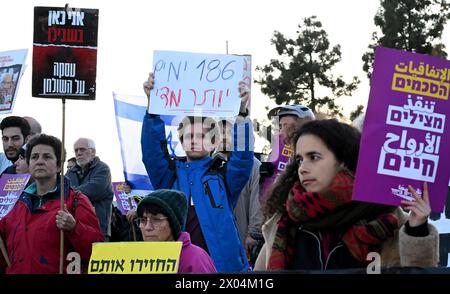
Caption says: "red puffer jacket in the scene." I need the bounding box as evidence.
[0,180,104,274]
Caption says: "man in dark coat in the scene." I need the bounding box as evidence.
[66,137,114,240]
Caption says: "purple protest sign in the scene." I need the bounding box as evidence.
[353,47,450,212]
[0,174,30,219]
[260,134,293,202]
[112,182,141,215]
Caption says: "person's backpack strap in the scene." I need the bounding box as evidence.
[167,156,189,189]
[167,157,178,188]
[207,153,233,208]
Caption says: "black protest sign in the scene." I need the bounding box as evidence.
[32,6,98,100]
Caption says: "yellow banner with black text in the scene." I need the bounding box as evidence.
[88,242,182,274]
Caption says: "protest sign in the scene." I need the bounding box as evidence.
[149,50,244,117]
[32,6,98,99]
[260,134,292,202]
[112,181,143,215]
[32,6,100,273]
[353,47,450,212]
[88,241,182,274]
[0,49,28,114]
[0,174,31,219]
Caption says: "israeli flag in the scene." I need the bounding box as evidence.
[113,92,184,195]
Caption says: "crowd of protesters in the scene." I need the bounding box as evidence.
[0,70,442,274]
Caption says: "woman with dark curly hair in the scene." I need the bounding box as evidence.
[255,119,438,271]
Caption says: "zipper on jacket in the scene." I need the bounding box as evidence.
[300,227,324,270]
[203,182,223,208]
[324,243,344,270]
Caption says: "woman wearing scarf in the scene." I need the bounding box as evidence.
[255,119,438,271]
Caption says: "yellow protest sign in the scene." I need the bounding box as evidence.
[88,241,182,274]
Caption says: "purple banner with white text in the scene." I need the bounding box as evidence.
[353,47,450,212]
[0,174,30,219]
[112,182,144,216]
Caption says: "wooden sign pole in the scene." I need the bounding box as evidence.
[59,98,66,274]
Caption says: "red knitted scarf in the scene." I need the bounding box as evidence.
[268,171,398,270]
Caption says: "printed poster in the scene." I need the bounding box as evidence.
[32,6,98,100]
[0,49,28,114]
[89,242,182,274]
[0,174,31,219]
[353,47,450,212]
[112,181,144,215]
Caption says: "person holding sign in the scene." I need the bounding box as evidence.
[0,134,104,274]
[140,72,253,272]
[136,189,216,273]
[255,119,438,271]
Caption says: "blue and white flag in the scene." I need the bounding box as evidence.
[113,92,184,195]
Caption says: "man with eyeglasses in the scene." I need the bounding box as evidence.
[136,189,216,273]
[65,138,114,241]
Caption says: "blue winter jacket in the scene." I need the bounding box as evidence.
[141,113,254,272]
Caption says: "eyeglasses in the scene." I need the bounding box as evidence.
[135,216,168,228]
[74,147,94,153]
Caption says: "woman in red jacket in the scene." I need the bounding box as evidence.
[0,134,104,274]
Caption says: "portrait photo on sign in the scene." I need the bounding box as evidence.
[0,65,22,110]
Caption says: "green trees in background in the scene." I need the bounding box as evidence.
[256,1,450,119]
[255,16,359,117]
[362,0,450,79]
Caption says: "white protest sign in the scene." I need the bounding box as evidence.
[0,49,28,114]
[149,50,244,117]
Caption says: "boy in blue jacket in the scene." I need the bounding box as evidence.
[141,73,254,272]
